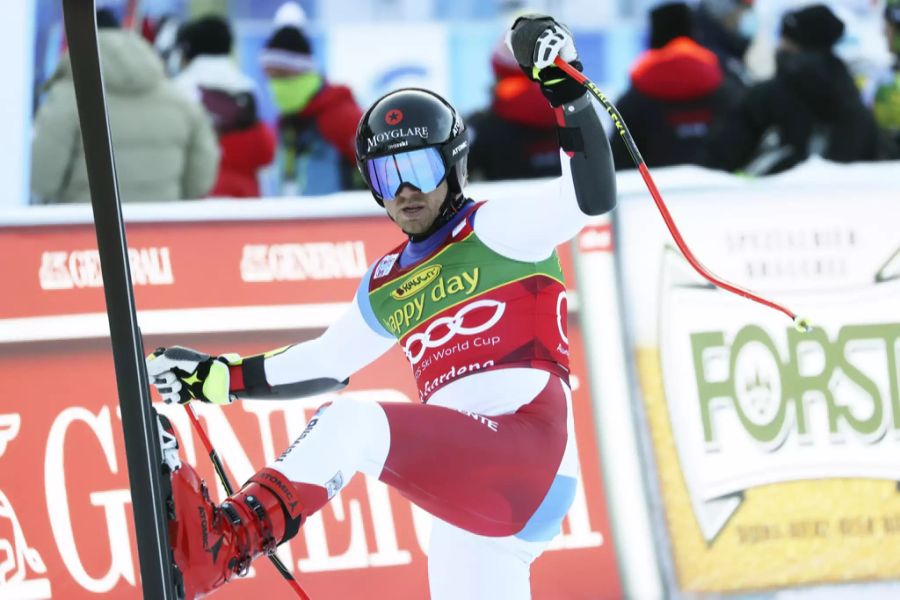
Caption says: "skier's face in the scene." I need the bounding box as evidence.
[384,180,448,236]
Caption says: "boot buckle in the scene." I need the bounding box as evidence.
[219,502,243,527]
[233,554,252,577]
[243,494,278,555]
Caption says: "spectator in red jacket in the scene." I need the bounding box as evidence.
[262,2,364,196]
[174,15,275,197]
[466,36,561,181]
[611,2,743,170]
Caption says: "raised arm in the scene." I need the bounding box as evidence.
[473,15,616,261]
[147,274,395,404]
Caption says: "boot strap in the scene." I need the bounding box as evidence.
[218,502,254,577]
[247,468,306,544]
[243,494,278,555]
[220,502,242,527]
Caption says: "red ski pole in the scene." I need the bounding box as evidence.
[184,405,311,600]
[553,57,811,333]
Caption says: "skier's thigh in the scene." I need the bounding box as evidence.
[427,517,549,600]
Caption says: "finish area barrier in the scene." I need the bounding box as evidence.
[2,161,899,599]
[0,185,620,600]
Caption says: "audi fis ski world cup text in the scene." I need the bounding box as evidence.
[407,300,506,371]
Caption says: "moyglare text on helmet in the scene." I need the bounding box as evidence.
[367,127,430,151]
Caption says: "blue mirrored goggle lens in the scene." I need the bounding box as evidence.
[365,147,446,201]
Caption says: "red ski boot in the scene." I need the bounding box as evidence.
[161,412,309,600]
[168,464,309,598]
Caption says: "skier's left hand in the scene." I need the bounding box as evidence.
[146,346,239,405]
[507,14,586,107]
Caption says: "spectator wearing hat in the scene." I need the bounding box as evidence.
[610,2,743,170]
[703,4,884,175]
[693,0,756,87]
[31,8,219,203]
[262,2,364,196]
[174,15,276,198]
[465,36,561,181]
[872,0,900,150]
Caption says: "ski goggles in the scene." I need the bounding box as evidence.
[364,147,447,201]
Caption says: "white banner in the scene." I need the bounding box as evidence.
[610,158,900,591]
[326,23,449,108]
[660,249,900,540]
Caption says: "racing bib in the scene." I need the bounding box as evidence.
[368,203,570,401]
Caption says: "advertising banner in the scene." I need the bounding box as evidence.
[614,161,900,592]
[327,23,450,108]
[0,202,621,599]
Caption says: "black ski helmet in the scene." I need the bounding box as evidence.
[355,88,468,205]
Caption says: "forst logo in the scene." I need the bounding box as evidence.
[385,108,403,125]
[691,323,900,450]
[392,265,442,300]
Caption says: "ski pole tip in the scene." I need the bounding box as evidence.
[793,315,812,333]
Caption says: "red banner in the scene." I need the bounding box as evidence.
[0,214,619,599]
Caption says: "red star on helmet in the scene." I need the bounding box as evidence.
[385,109,404,125]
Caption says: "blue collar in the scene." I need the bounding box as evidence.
[399,200,473,268]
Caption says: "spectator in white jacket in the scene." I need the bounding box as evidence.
[173,14,275,197]
[31,9,219,203]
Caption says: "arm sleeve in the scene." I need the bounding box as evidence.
[263,299,394,389]
[473,94,616,262]
[263,271,395,389]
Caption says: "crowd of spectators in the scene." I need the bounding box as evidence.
[614,1,898,176]
[28,1,900,204]
[608,1,743,171]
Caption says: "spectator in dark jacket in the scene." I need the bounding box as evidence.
[611,2,743,170]
[466,37,561,181]
[262,2,363,196]
[175,15,276,198]
[703,4,883,175]
[694,0,756,87]
[31,9,218,203]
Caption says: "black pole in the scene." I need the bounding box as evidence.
[60,1,180,597]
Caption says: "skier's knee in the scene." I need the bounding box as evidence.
[314,397,389,467]
[314,396,373,425]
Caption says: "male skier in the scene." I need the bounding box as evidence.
[148,15,616,599]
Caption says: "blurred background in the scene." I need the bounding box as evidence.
[3,3,900,600]
[6,0,897,206]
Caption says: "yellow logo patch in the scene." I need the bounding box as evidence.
[391,265,442,300]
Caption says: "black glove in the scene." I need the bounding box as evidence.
[508,14,586,107]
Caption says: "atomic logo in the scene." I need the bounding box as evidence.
[385,109,404,125]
